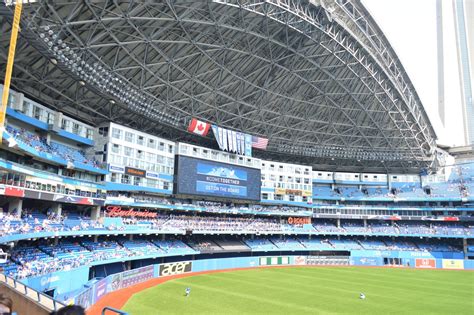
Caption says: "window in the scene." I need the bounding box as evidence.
[168,144,173,154]
[122,174,130,184]
[86,128,94,139]
[112,128,122,139]
[124,146,132,157]
[137,136,144,146]
[262,193,269,200]
[125,131,134,143]
[47,112,54,124]
[72,123,79,134]
[111,144,120,154]
[33,106,42,120]
[110,173,118,183]
[22,101,31,115]
[146,152,155,162]
[148,138,156,149]
[159,142,165,151]
[136,150,144,159]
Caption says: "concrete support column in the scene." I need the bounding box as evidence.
[51,203,62,218]
[90,206,101,220]
[8,198,22,216]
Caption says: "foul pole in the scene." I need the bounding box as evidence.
[0,1,23,144]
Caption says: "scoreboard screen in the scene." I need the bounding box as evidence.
[175,155,261,201]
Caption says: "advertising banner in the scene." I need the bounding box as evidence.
[350,257,381,266]
[287,217,311,225]
[293,256,306,266]
[415,258,436,269]
[259,256,289,266]
[75,287,93,309]
[159,261,193,276]
[120,265,154,288]
[109,164,125,174]
[442,259,464,269]
[93,278,108,302]
[124,167,146,178]
[107,273,122,292]
[4,186,24,197]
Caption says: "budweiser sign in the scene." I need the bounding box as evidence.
[106,206,158,218]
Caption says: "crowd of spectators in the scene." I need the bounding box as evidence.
[106,194,311,215]
[2,237,196,279]
[312,220,473,236]
[1,209,473,239]
[6,125,100,169]
[0,234,465,279]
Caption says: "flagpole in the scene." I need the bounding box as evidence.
[0,1,23,145]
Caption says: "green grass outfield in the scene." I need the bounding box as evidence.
[122,267,474,315]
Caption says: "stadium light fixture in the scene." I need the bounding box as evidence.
[34,27,182,128]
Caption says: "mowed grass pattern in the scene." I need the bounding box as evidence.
[122,267,474,315]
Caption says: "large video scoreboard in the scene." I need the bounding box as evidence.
[175,155,261,201]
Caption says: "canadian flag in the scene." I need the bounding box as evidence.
[187,118,210,136]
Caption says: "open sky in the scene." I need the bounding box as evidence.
[362,0,465,146]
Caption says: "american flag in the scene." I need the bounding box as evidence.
[251,135,268,150]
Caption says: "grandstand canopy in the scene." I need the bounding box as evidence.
[0,0,437,173]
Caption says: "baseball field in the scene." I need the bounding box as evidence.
[120,267,474,314]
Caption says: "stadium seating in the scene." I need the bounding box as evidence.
[6,125,100,169]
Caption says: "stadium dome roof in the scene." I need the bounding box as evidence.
[0,0,437,173]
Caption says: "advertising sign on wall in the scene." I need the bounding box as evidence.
[109,164,125,174]
[93,278,108,302]
[124,167,146,178]
[105,206,158,218]
[159,261,193,276]
[120,265,155,288]
[75,287,94,309]
[442,259,464,269]
[415,258,436,269]
[287,217,311,225]
[259,256,289,266]
[350,257,380,266]
[294,256,306,265]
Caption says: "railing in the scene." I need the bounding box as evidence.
[0,273,66,312]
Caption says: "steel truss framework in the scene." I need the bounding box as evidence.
[0,0,437,173]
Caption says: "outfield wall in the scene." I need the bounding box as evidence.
[55,255,473,309]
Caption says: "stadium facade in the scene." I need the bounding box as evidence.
[0,0,472,313]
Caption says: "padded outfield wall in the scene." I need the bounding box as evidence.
[18,255,470,309]
[19,250,471,305]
